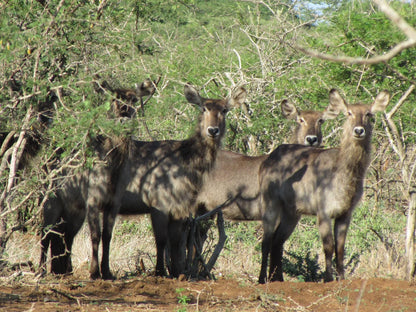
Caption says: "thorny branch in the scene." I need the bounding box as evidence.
[295,0,416,65]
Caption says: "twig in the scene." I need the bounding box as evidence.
[386,84,415,120]
[295,0,416,65]
[187,198,235,278]
[205,210,227,274]
[373,0,416,39]
[354,279,368,312]
[51,288,77,301]
[195,197,235,222]
[0,131,16,157]
[295,39,416,65]
[6,106,33,193]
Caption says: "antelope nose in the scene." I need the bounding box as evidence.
[305,135,318,146]
[207,127,220,137]
[354,127,365,137]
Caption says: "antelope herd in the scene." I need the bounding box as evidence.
[40,81,390,283]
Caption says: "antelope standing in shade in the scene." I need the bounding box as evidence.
[94,78,158,118]
[40,84,246,279]
[258,89,390,283]
[196,98,340,221]
[39,136,124,275]
[86,84,246,279]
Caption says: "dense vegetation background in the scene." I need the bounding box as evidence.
[1,0,415,281]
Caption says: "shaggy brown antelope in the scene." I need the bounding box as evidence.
[39,136,124,275]
[94,78,157,118]
[86,84,246,279]
[40,85,246,279]
[258,89,390,283]
[196,99,340,221]
[40,171,89,274]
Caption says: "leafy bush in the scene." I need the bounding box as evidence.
[0,0,414,280]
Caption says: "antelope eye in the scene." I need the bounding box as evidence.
[347,111,353,116]
[202,107,207,112]
[222,108,228,114]
[299,118,305,123]
[318,118,324,124]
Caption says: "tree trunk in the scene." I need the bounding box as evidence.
[406,189,416,280]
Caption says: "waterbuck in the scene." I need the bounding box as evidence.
[196,98,340,221]
[40,84,246,278]
[40,172,89,274]
[86,84,246,279]
[258,89,390,283]
[39,136,124,275]
[93,78,158,118]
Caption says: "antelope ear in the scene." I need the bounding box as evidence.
[227,87,247,109]
[281,100,298,120]
[371,90,390,113]
[322,99,342,120]
[184,84,203,107]
[328,89,348,115]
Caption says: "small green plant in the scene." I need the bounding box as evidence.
[336,295,349,305]
[176,287,191,312]
[116,220,141,236]
[282,250,324,282]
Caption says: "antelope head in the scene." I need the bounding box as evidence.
[328,89,390,142]
[184,84,247,143]
[281,98,341,147]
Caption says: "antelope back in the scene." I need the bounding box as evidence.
[184,84,246,144]
[281,99,340,146]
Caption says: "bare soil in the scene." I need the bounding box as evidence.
[0,275,415,311]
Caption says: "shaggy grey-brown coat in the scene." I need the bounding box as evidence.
[87,84,247,279]
[258,89,390,283]
[195,98,340,221]
[40,85,246,279]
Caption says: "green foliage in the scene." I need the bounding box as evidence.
[308,1,416,92]
[133,0,194,25]
[283,250,323,282]
[1,0,414,278]
[115,220,141,236]
[176,287,191,311]
[348,201,406,254]
[224,221,261,247]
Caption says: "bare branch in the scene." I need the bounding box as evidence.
[372,0,416,40]
[295,39,416,65]
[0,190,36,218]
[381,84,415,163]
[381,117,402,162]
[295,0,416,65]
[6,107,34,193]
[386,84,415,120]
[0,131,16,157]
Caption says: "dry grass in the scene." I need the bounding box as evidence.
[2,214,407,282]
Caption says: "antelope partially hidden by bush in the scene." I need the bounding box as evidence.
[40,84,246,279]
[258,89,390,283]
[94,77,159,118]
[39,136,125,275]
[87,84,246,279]
[196,99,340,221]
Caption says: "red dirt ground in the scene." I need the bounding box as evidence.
[0,275,415,311]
